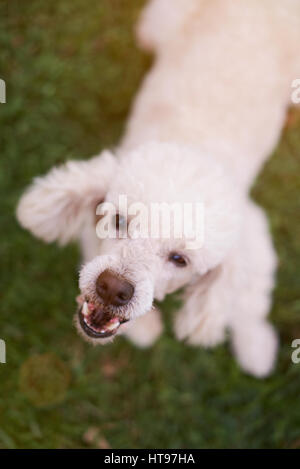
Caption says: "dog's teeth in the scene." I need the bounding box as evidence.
[82,301,90,317]
[106,320,120,331]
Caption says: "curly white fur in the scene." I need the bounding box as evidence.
[17,0,300,377]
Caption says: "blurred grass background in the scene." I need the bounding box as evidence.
[1,0,300,449]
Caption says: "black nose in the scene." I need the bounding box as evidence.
[96,270,134,307]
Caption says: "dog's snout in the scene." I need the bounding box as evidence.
[96,270,134,307]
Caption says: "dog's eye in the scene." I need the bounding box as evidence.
[112,213,127,232]
[168,252,188,267]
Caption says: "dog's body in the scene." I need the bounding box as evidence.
[17,0,300,376]
[124,0,300,190]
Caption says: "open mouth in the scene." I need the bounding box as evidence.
[78,300,128,339]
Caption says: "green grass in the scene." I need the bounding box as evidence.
[1,0,300,449]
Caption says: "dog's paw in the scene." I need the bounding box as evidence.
[123,307,163,348]
[174,309,226,348]
[231,319,278,378]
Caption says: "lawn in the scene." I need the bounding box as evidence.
[1,0,300,449]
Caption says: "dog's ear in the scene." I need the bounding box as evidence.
[17,150,117,245]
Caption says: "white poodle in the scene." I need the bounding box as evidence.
[17,0,300,377]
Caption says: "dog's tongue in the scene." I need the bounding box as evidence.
[81,301,120,333]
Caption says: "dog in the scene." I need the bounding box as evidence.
[17,0,300,377]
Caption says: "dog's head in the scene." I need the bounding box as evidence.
[77,142,241,342]
[17,142,240,343]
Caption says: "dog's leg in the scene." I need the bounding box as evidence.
[122,306,163,348]
[175,201,278,377]
[230,318,278,378]
[227,206,278,377]
[175,248,277,376]
[174,266,227,348]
